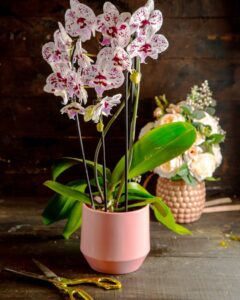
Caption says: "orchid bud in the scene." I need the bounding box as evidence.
[130,70,142,84]
[97,120,104,132]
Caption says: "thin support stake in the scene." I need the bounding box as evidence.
[101,130,108,212]
[125,71,129,212]
[76,114,95,208]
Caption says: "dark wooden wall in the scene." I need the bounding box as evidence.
[0,0,239,197]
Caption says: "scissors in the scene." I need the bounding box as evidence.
[4,259,122,300]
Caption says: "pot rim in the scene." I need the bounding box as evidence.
[82,203,149,216]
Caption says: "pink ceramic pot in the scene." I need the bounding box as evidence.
[80,204,150,274]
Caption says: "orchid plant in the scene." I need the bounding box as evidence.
[42,0,197,238]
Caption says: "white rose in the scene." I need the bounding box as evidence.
[188,153,216,181]
[138,122,154,139]
[155,113,185,127]
[212,144,222,167]
[197,112,220,134]
[184,145,203,163]
[154,156,183,179]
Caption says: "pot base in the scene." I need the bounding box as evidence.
[83,254,148,274]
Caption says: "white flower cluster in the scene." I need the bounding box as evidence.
[139,82,225,183]
[186,80,215,110]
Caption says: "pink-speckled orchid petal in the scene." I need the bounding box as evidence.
[82,65,98,86]
[149,10,163,33]
[114,22,131,48]
[119,12,131,23]
[107,65,125,88]
[112,47,132,71]
[91,93,122,123]
[96,3,131,47]
[127,29,168,63]
[145,0,154,12]
[42,42,60,64]
[82,63,124,96]
[151,33,169,55]
[73,39,93,71]
[44,72,69,104]
[127,36,146,61]
[65,2,96,41]
[57,22,73,49]
[129,7,149,34]
[101,94,122,116]
[67,71,88,104]
[103,1,119,18]
[96,47,113,66]
[96,2,119,36]
[60,102,85,120]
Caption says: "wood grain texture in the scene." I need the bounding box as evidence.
[0,0,239,197]
[0,198,240,299]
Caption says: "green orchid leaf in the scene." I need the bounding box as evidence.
[52,159,79,181]
[42,180,87,225]
[42,194,76,225]
[110,122,196,188]
[127,182,153,199]
[151,200,191,235]
[63,157,111,181]
[117,198,157,211]
[43,180,91,204]
[63,201,83,239]
[52,157,111,181]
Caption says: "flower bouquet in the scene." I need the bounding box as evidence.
[41,0,196,273]
[140,81,225,223]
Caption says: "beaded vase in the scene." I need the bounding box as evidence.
[156,177,206,223]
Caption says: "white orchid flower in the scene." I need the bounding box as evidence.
[65,0,96,41]
[96,2,131,48]
[127,26,168,63]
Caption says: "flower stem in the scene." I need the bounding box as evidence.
[76,114,95,208]
[124,71,129,211]
[101,121,108,211]
[93,92,130,199]
[128,57,141,167]
[115,58,141,205]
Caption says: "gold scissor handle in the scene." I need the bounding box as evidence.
[52,280,94,300]
[66,286,94,300]
[66,276,122,290]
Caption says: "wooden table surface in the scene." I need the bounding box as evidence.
[0,197,240,300]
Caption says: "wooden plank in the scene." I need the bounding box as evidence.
[1,0,239,18]
[1,17,239,59]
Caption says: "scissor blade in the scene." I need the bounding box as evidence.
[33,259,59,279]
[4,268,49,282]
